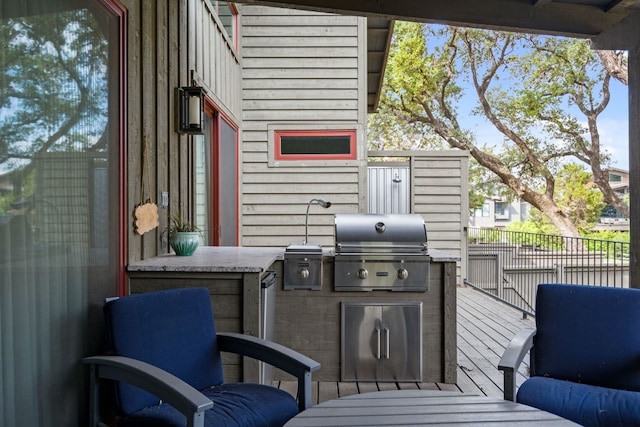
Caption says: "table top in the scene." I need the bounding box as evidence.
[284,390,579,426]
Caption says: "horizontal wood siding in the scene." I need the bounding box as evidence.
[413,151,469,284]
[240,6,367,247]
[125,0,241,264]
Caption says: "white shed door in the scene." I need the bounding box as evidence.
[368,166,410,214]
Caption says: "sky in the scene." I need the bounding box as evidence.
[455,73,629,171]
[422,24,631,172]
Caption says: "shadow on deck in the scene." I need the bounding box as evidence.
[275,285,535,404]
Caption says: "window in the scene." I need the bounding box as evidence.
[495,202,510,220]
[209,1,238,49]
[609,173,622,182]
[195,102,239,246]
[274,130,357,161]
[0,1,124,424]
[474,202,490,217]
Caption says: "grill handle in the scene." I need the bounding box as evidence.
[376,327,381,359]
[336,243,427,252]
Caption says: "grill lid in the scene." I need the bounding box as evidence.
[334,213,427,254]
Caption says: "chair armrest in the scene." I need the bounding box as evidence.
[498,328,536,402]
[216,332,321,410]
[83,355,213,427]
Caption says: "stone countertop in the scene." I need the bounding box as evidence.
[127,246,285,273]
[427,249,461,263]
[126,246,460,274]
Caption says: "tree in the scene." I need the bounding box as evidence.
[527,164,605,232]
[595,49,627,86]
[373,22,626,238]
[0,10,107,206]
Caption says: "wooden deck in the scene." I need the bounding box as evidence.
[275,285,535,404]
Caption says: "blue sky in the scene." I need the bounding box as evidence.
[458,81,629,171]
[453,71,629,171]
[596,80,629,170]
[423,24,630,171]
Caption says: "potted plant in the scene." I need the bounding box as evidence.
[165,210,202,256]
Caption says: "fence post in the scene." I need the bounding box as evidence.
[555,264,564,284]
[497,251,504,299]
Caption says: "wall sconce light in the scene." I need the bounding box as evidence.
[178,86,205,134]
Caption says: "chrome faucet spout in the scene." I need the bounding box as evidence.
[304,198,332,244]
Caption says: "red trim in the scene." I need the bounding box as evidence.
[212,109,221,245]
[230,3,239,51]
[274,129,357,161]
[98,0,128,296]
[204,98,239,246]
[234,123,240,245]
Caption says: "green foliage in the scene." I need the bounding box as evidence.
[581,229,630,258]
[376,22,624,238]
[554,164,605,231]
[504,221,564,250]
[0,10,107,179]
[165,210,202,234]
[505,220,556,236]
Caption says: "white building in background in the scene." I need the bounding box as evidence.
[469,197,530,229]
[596,168,630,231]
[470,168,630,231]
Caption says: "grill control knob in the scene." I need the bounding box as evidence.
[397,268,409,280]
[357,268,368,280]
[298,268,310,279]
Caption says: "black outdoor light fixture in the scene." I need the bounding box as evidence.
[177,86,205,134]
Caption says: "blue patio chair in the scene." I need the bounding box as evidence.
[83,287,320,427]
[499,283,640,426]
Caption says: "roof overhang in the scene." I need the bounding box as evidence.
[236,0,640,113]
[235,0,640,38]
[367,18,394,113]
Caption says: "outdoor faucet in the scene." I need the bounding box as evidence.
[304,198,332,244]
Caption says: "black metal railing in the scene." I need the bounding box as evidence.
[466,227,629,317]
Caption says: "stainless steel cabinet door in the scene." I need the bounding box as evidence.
[381,303,422,381]
[342,302,422,381]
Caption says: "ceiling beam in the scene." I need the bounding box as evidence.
[235,0,630,37]
[592,9,640,49]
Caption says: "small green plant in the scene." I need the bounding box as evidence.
[165,210,202,234]
[164,210,202,256]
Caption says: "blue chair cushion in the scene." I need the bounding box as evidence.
[104,288,224,414]
[119,382,299,427]
[533,284,640,391]
[517,376,640,426]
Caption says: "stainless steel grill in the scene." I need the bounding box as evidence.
[334,214,430,291]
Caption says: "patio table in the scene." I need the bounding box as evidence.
[284,389,579,426]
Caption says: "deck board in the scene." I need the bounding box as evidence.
[274,286,535,404]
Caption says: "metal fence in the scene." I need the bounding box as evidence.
[466,227,630,317]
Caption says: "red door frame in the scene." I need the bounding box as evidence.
[205,99,240,246]
[96,0,128,296]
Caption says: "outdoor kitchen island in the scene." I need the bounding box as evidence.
[127,246,459,386]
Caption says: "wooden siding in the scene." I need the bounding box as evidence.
[125,0,241,263]
[240,6,368,247]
